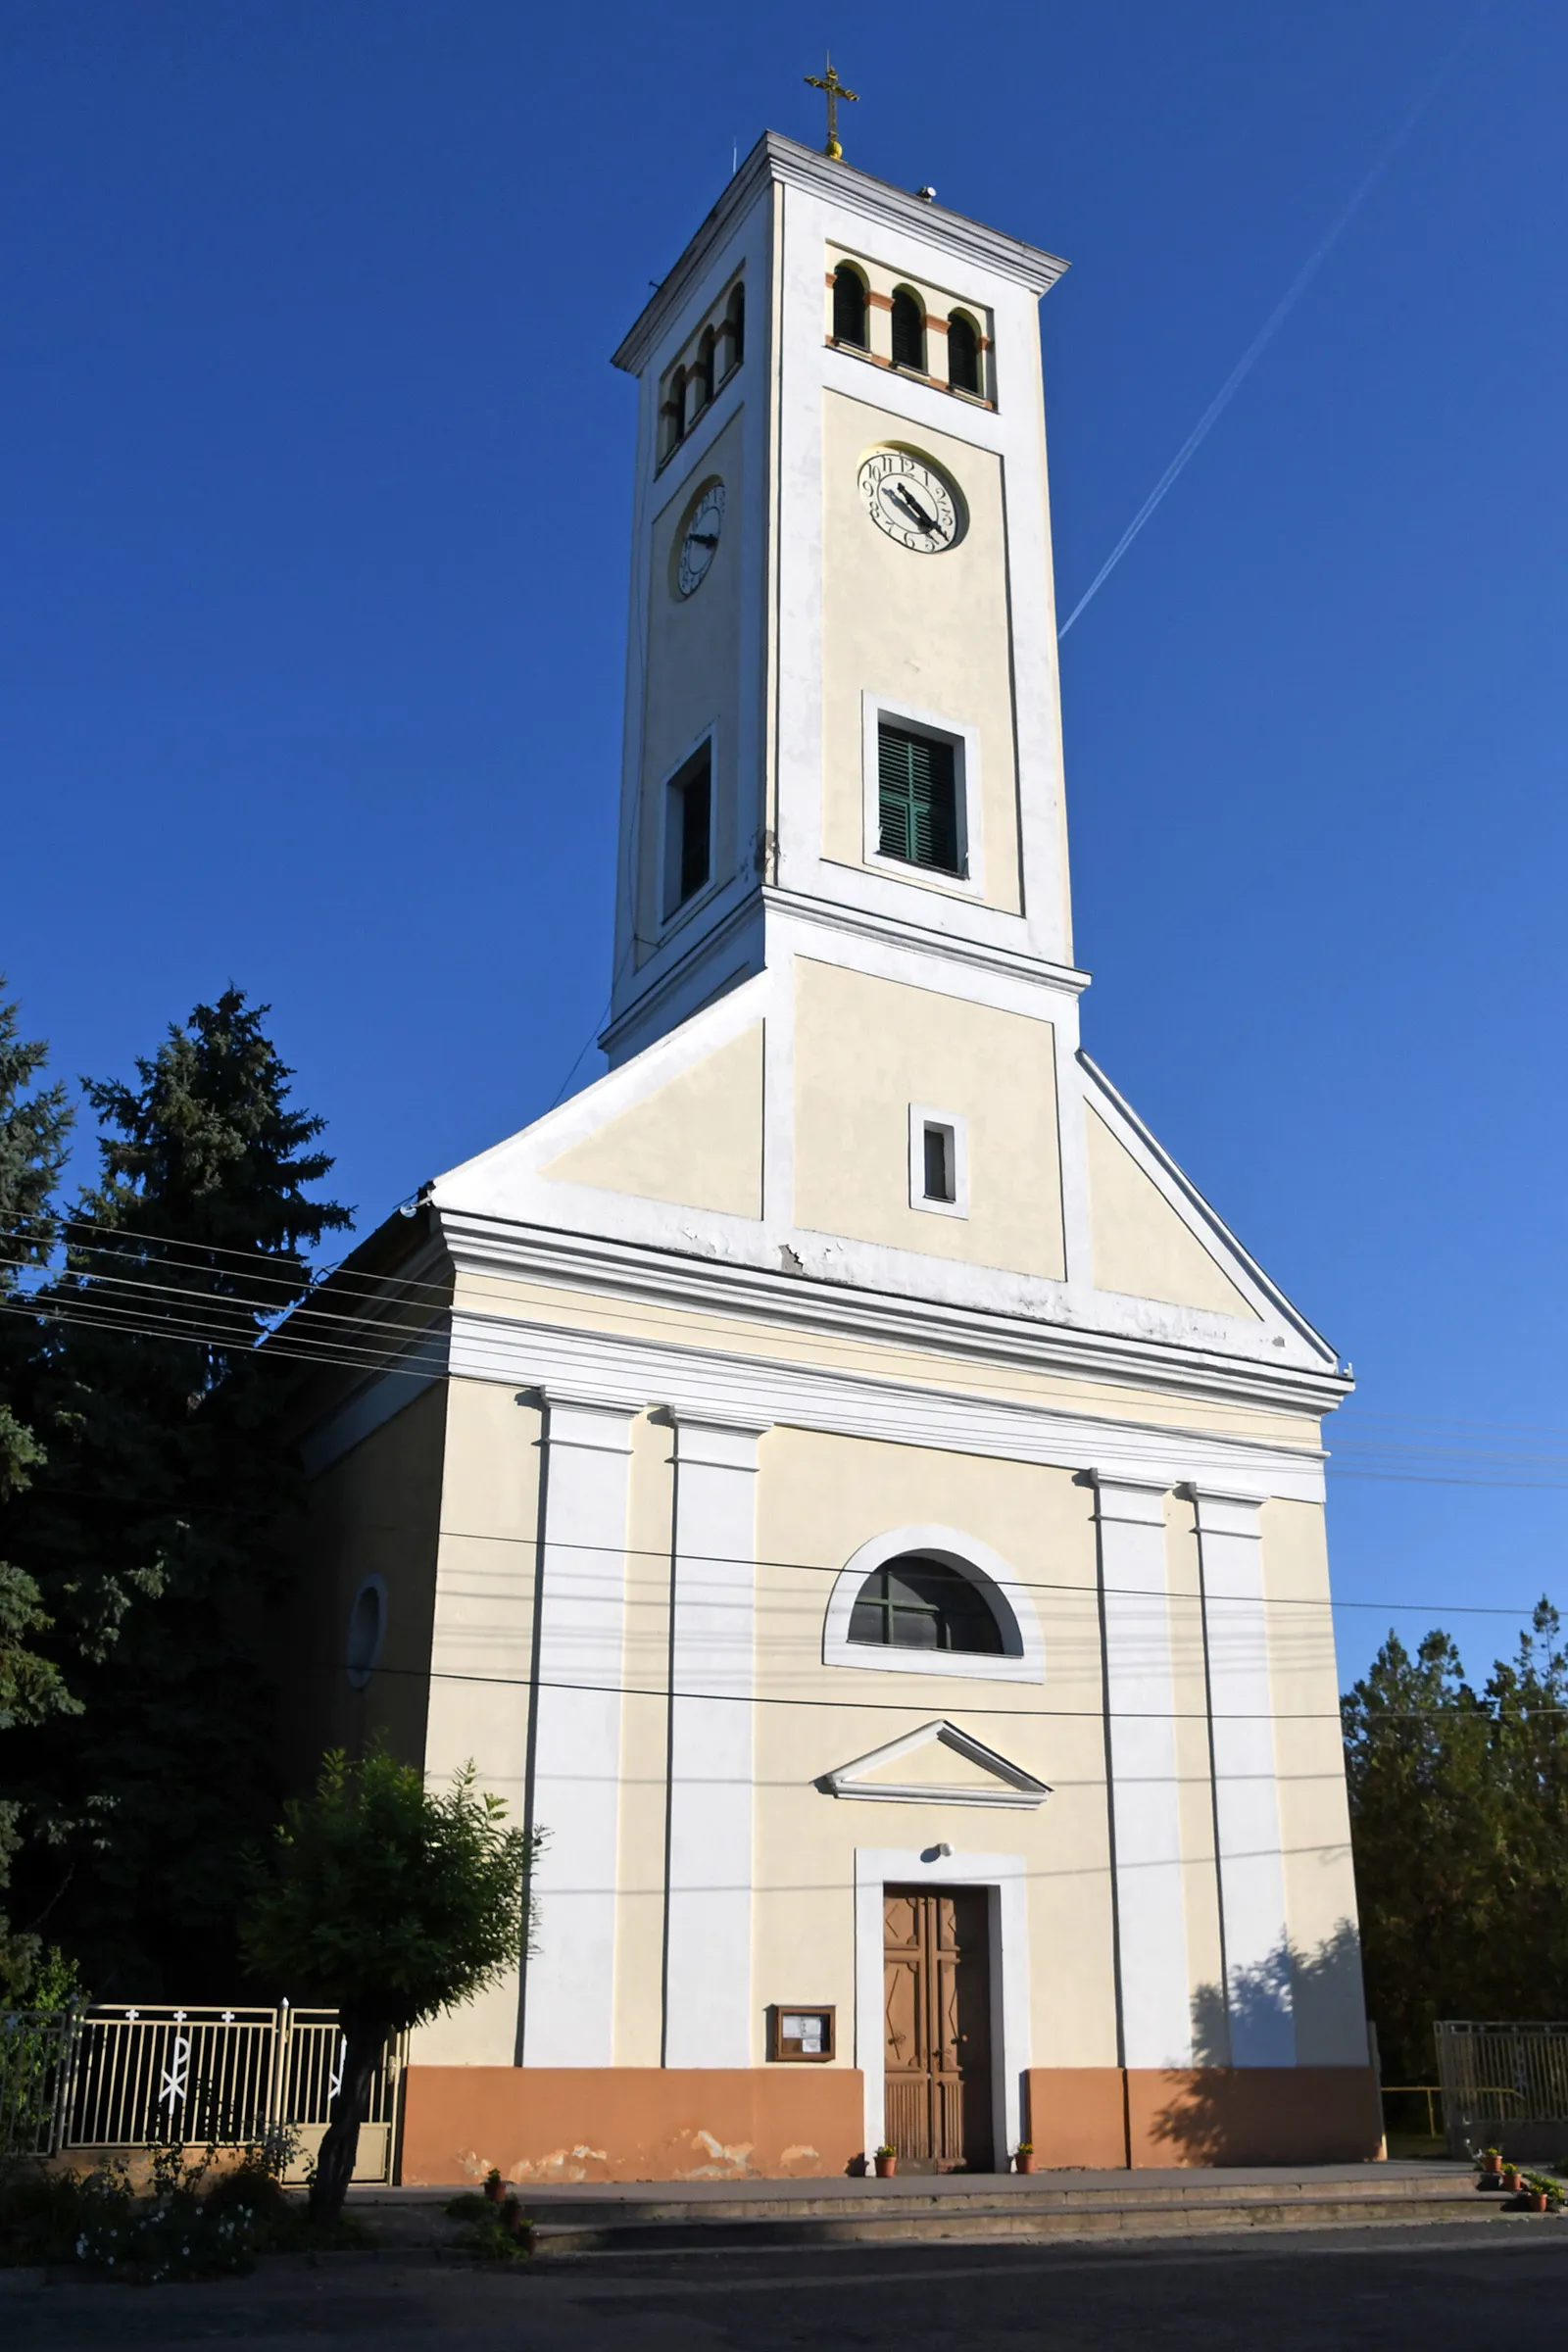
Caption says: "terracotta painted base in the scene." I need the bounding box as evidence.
[1025,2067,1384,2169]
[399,2066,866,2186]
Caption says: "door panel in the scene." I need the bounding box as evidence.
[882,1885,994,2170]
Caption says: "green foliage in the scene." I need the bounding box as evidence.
[240,1747,537,2032]
[1344,1600,1568,2081]
[454,2195,533,2262]
[2,988,350,1991]
[0,985,75,1999]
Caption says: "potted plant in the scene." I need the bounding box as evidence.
[1476,2147,1504,2190]
[874,2144,897,2179]
[1522,2174,1550,2214]
[482,2167,505,2205]
[1502,2162,1523,2193]
[1014,2141,1036,2176]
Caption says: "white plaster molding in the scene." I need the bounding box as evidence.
[855,1845,1030,2168]
[662,1414,768,2068]
[1192,1484,1295,2068]
[821,1720,1051,1808]
[518,1395,637,2068]
[822,1524,1045,1684]
[1092,1472,1193,2071]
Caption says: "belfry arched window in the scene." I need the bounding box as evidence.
[891,288,925,373]
[832,262,867,348]
[947,311,981,396]
[725,281,745,371]
[660,368,686,461]
[696,327,715,411]
[849,1553,1004,1656]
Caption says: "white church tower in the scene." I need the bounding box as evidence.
[292,126,1378,2183]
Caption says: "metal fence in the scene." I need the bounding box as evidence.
[0,2002,404,2182]
[1434,2021,1568,2159]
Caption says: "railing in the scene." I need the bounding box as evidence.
[1380,2084,1444,2141]
[1,2002,405,2182]
[1434,2021,1568,2156]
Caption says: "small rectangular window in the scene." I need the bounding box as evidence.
[923,1123,955,1203]
[877,724,959,874]
[664,742,711,915]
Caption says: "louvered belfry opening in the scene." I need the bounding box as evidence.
[877,723,960,874]
[891,288,925,371]
[832,262,867,347]
[947,312,980,395]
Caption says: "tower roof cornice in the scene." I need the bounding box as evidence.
[612,129,1069,377]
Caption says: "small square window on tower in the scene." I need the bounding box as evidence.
[663,738,712,917]
[908,1104,968,1219]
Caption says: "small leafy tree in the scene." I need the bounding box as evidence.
[240,1748,538,2222]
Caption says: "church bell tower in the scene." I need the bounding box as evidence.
[604,131,1076,1068]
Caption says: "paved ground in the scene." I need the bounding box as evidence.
[5,2219,1568,2350]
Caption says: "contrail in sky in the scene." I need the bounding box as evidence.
[1057,10,1493,641]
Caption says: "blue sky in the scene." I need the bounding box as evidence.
[3,1,1562,1686]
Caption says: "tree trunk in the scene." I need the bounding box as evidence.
[308,2013,390,2225]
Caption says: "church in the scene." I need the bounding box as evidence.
[286,123,1379,2182]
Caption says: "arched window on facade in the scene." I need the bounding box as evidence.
[848,1554,1004,1656]
[696,328,715,412]
[725,281,746,372]
[832,262,867,348]
[891,287,926,373]
[947,311,981,397]
[660,369,686,462]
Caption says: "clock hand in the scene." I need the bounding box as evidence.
[689,531,719,547]
[893,484,937,529]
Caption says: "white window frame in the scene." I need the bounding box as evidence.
[908,1102,968,1219]
[822,1524,1044,1686]
[861,690,984,897]
[657,722,720,932]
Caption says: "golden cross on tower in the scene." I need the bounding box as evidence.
[804,54,858,161]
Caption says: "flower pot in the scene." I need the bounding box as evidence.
[1015,2151,1036,2175]
[1530,2192,1549,2213]
[1481,2154,1502,2176]
[1502,2170,1522,2192]
[874,2153,897,2179]
[483,2175,505,2205]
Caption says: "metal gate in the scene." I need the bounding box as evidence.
[1434,2021,1568,2159]
[0,2002,405,2181]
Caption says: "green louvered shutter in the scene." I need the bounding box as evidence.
[878,725,958,872]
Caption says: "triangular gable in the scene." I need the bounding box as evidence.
[817,1719,1051,1810]
[1085,1102,1257,1320]
[538,1021,762,1218]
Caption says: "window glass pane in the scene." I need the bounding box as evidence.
[846,1555,1004,1655]
[892,290,924,370]
[877,725,958,873]
[948,314,979,395]
[679,761,710,902]
[923,1124,953,1201]
[833,266,866,347]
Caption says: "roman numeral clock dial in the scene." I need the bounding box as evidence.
[858,449,959,553]
[676,481,725,597]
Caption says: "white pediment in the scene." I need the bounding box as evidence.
[817,1719,1051,1810]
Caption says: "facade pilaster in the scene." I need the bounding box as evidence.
[662,1414,768,2067]
[518,1393,637,2067]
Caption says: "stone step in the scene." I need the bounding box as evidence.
[522,2172,1475,2230]
[529,2188,1504,2259]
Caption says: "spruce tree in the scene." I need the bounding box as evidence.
[0,985,75,1995]
[6,989,350,1993]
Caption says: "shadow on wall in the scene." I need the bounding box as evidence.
[1148,1924,1380,2166]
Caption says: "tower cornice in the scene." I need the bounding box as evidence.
[612,130,1069,379]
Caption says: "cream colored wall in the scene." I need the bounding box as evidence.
[751,1426,1119,2073]
[613,1411,677,2066]
[541,1023,763,1218]
[413,1379,543,2065]
[287,1381,447,1790]
[1262,1496,1368,2065]
[637,408,746,961]
[1086,1106,1259,1319]
[820,389,1022,912]
[794,958,1065,1277]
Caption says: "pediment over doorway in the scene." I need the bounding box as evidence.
[816,1719,1051,1810]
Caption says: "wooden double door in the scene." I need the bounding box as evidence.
[882,1886,994,2171]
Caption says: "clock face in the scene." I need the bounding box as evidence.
[677,481,725,596]
[858,449,959,553]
